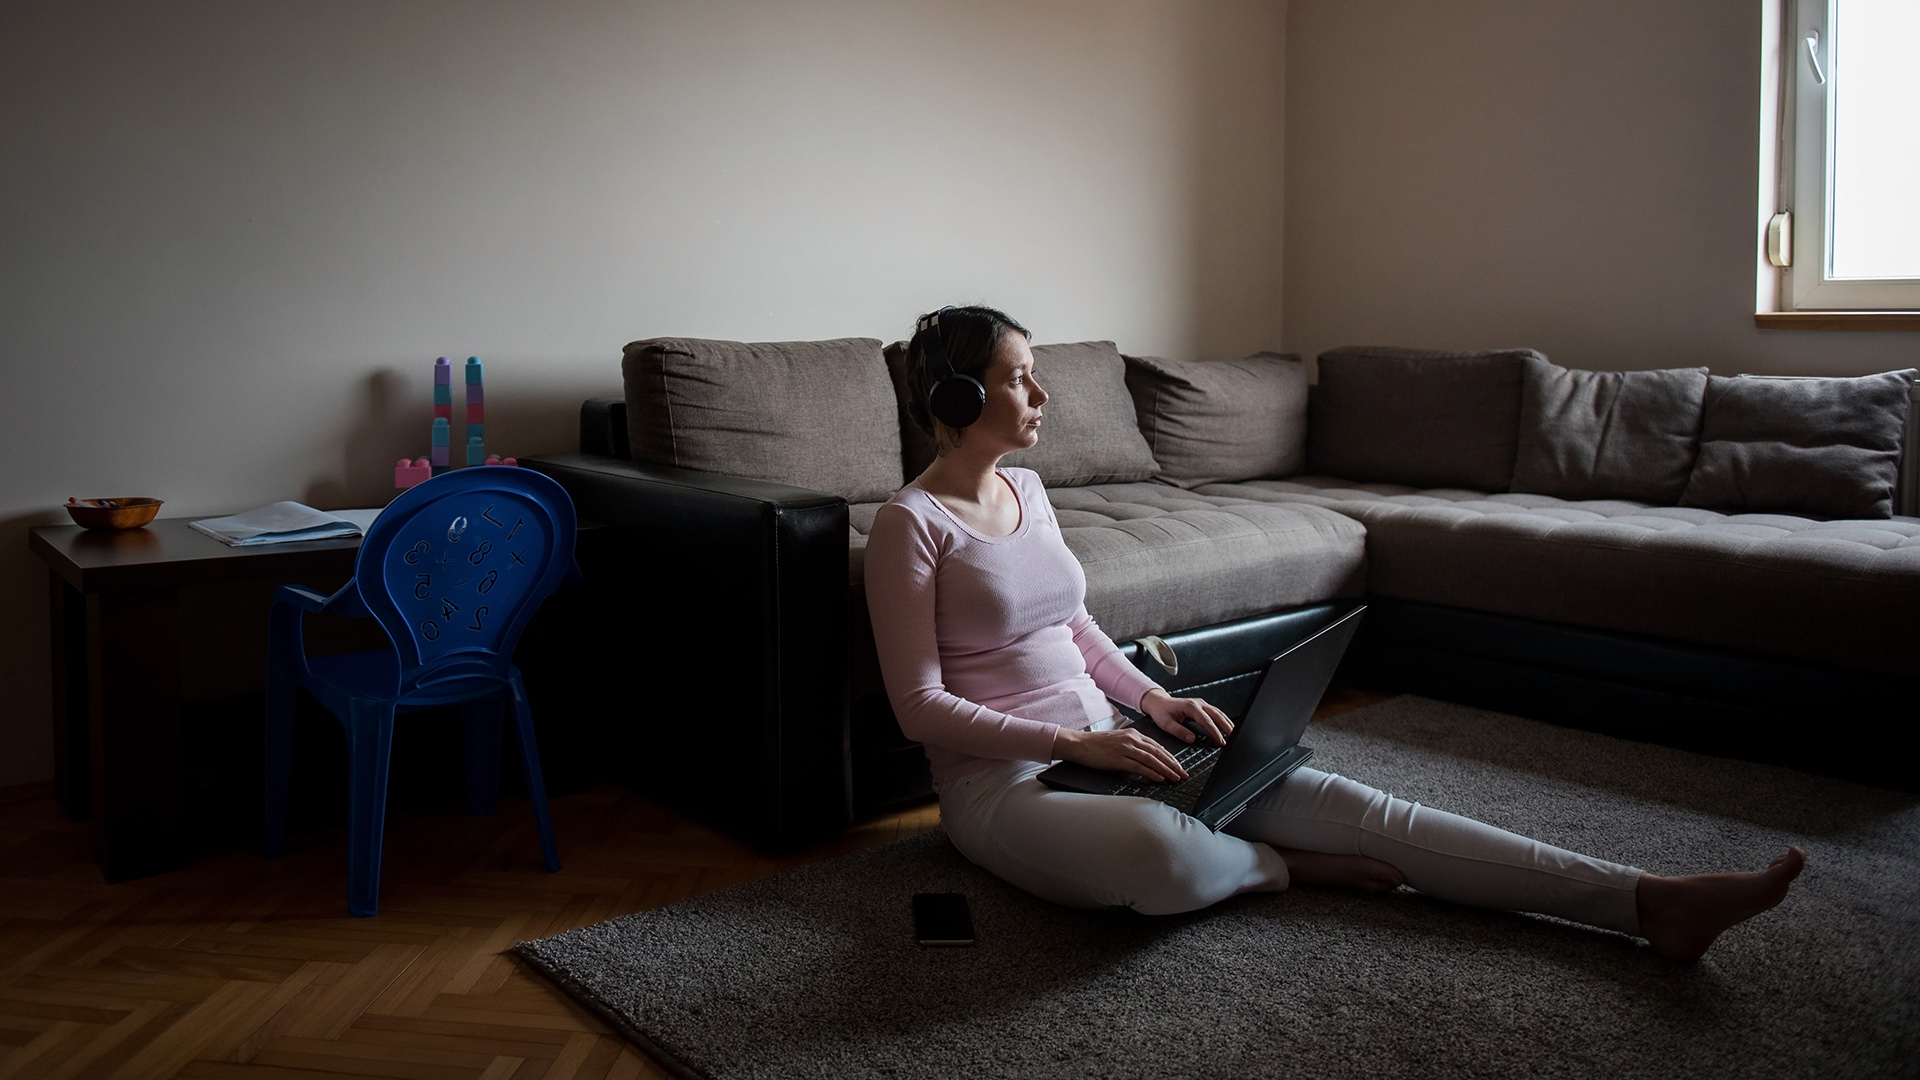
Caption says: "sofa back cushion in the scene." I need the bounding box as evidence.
[1122,352,1308,488]
[1679,369,1917,519]
[1308,346,1537,491]
[1511,357,1709,503]
[884,338,1159,487]
[623,337,904,503]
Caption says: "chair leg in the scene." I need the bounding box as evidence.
[264,666,298,860]
[461,694,504,817]
[345,699,398,917]
[509,676,561,873]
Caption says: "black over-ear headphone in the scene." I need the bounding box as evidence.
[919,306,986,429]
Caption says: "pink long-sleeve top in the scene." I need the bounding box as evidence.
[864,467,1162,788]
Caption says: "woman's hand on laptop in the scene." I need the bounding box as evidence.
[1052,727,1188,783]
[1141,688,1234,747]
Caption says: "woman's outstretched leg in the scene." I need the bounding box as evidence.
[1230,767,1803,957]
[1230,767,1644,932]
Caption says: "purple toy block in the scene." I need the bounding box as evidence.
[466,382,484,404]
[434,357,452,384]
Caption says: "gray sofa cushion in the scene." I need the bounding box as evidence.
[1680,370,1917,520]
[1046,485,1367,641]
[1003,341,1160,487]
[848,485,1366,646]
[1197,476,1920,677]
[624,337,904,503]
[1309,346,1538,491]
[1512,358,1709,503]
[1123,352,1308,488]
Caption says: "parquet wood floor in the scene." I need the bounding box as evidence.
[0,687,1388,1080]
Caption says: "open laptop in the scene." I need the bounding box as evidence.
[1037,604,1365,831]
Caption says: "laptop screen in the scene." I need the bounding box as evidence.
[1200,608,1362,806]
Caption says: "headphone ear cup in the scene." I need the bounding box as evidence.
[929,374,986,429]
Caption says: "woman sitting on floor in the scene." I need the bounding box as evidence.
[863,304,1804,960]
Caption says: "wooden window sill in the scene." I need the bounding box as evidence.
[1755,311,1920,330]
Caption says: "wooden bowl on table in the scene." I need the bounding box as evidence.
[65,497,163,531]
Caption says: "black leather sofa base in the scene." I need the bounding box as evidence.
[1351,599,1919,791]
[525,452,853,851]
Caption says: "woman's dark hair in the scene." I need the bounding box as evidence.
[903,305,1030,450]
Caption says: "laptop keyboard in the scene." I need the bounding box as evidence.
[1110,738,1222,816]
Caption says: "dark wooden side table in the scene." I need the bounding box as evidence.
[30,519,362,881]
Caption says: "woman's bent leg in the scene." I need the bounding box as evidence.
[940,761,1288,915]
[1227,767,1642,934]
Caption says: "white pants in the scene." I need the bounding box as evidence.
[939,758,1643,934]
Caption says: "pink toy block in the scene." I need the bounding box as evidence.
[394,457,432,489]
[434,403,453,420]
[466,403,485,424]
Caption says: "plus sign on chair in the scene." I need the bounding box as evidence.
[265,468,578,916]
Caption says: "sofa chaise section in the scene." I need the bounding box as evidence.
[1204,478,1920,677]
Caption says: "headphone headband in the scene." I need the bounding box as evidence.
[917,306,957,375]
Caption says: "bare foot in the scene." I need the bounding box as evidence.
[1636,847,1806,960]
[1277,848,1405,893]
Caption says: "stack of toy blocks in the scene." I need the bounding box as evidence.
[396,355,515,490]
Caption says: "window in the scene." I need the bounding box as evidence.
[1776,0,1920,311]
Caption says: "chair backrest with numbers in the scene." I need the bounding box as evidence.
[354,468,579,702]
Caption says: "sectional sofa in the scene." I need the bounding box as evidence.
[527,338,1920,850]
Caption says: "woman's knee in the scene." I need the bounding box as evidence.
[1105,810,1265,915]
[1108,810,1189,877]
[978,791,1276,914]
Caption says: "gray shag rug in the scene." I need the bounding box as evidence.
[516,696,1920,1080]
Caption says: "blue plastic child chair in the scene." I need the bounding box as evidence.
[264,468,579,916]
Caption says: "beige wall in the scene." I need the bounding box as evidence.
[0,1,1286,787]
[1283,0,1919,377]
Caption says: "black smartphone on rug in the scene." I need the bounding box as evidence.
[912,893,975,946]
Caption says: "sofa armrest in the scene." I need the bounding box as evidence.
[579,397,631,459]
[523,452,852,850]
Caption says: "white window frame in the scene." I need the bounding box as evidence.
[1776,0,1920,311]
